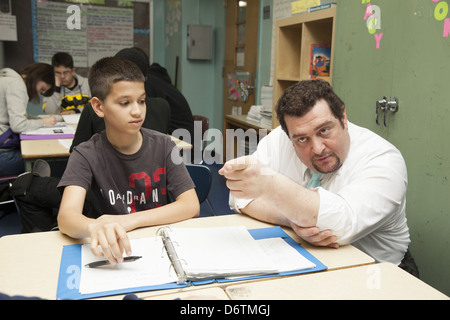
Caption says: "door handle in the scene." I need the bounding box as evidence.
[376,97,387,126]
[376,97,399,127]
[387,97,399,113]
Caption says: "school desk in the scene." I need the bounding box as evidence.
[20,135,193,172]
[225,262,449,300]
[0,214,374,300]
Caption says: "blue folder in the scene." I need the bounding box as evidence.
[56,226,327,300]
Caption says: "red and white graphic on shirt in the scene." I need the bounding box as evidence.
[127,168,167,213]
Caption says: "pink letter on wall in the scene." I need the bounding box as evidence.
[363,3,373,20]
[443,18,450,37]
[374,33,383,49]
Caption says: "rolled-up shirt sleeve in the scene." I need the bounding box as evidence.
[315,148,408,246]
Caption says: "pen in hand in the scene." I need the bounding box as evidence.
[84,256,142,268]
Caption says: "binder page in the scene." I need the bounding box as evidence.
[79,237,177,294]
[167,226,278,279]
[256,237,316,272]
[21,124,75,135]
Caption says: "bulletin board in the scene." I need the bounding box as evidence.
[3,0,151,74]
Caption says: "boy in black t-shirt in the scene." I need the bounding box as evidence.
[57,57,199,265]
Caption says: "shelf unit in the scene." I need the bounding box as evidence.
[272,7,336,128]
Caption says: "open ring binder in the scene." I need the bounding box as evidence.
[57,226,327,300]
[158,227,188,284]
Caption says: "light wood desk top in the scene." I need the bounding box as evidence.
[224,114,272,132]
[21,138,72,159]
[225,262,449,300]
[21,135,192,159]
[0,214,374,300]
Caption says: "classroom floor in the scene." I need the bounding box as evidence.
[0,163,235,238]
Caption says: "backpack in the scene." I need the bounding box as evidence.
[9,173,100,233]
[0,128,20,149]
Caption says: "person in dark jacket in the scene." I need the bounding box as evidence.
[115,48,195,140]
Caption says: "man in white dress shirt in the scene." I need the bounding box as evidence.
[219,79,419,277]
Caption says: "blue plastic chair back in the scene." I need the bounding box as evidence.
[185,164,212,204]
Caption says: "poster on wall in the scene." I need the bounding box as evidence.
[0,14,18,41]
[34,1,88,66]
[87,6,134,66]
[227,72,250,102]
[33,1,133,67]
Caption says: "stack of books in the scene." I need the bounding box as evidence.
[245,86,273,128]
[260,85,273,128]
[246,105,262,124]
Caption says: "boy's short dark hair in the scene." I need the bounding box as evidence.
[88,56,145,101]
[275,79,345,135]
[52,52,74,69]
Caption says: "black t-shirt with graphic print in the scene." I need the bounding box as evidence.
[58,128,194,215]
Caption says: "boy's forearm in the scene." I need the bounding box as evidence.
[58,189,199,237]
[57,185,94,239]
[57,211,94,239]
[123,189,200,230]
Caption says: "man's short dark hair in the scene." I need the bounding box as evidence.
[275,79,345,135]
[52,52,74,69]
[88,56,145,101]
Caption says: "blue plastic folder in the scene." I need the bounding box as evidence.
[56,226,327,300]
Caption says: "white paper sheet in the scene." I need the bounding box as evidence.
[62,114,81,124]
[79,237,177,294]
[256,237,316,272]
[168,226,278,277]
[21,124,74,135]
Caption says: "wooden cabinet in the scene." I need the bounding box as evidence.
[222,7,336,161]
[272,7,336,128]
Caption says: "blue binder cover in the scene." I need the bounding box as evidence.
[56,226,327,300]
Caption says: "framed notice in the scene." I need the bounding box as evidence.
[0,14,17,41]
[32,1,141,67]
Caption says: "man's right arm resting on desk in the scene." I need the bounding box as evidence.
[219,158,338,248]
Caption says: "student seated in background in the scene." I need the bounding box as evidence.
[11,52,171,232]
[43,52,91,115]
[220,79,419,277]
[115,47,194,140]
[0,63,56,175]
[57,57,199,264]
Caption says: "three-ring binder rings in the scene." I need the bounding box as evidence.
[56,226,327,300]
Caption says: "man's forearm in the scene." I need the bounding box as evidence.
[240,198,292,227]
[251,172,320,227]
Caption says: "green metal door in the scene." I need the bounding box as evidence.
[333,0,450,296]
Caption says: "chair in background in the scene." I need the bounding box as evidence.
[0,175,19,218]
[193,115,209,135]
[185,163,216,216]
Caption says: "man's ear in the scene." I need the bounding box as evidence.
[91,97,105,118]
[341,105,348,129]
